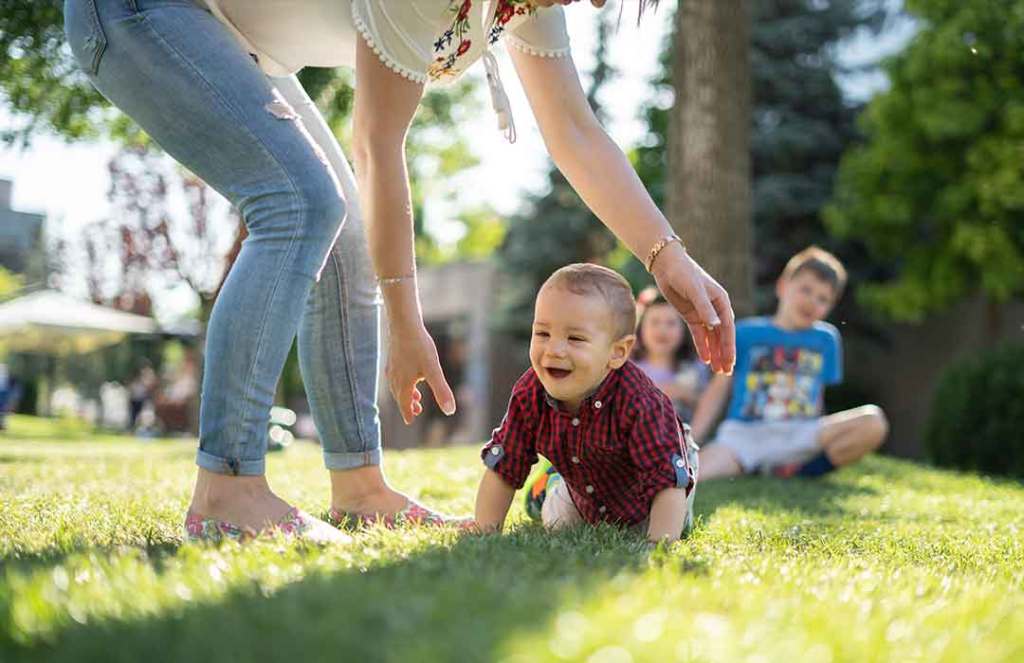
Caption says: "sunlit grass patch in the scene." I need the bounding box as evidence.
[1,416,1022,662]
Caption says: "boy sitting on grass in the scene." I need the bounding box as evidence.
[473,264,699,544]
[692,246,888,480]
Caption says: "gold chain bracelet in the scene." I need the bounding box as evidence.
[644,234,685,273]
[377,273,416,286]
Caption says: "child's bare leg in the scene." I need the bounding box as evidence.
[816,404,889,466]
[541,479,584,530]
[697,445,743,480]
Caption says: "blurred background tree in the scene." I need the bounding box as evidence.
[643,0,887,315]
[0,266,24,298]
[669,0,754,316]
[826,0,1024,329]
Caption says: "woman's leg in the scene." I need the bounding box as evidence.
[271,76,424,516]
[64,0,346,529]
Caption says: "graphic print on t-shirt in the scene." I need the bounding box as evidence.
[725,317,843,424]
[739,345,825,421]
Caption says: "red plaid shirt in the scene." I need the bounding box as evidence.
[481,360,696,526]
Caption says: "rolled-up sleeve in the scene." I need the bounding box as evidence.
[480,387,538,489]
[506,6,571,58]
[627,396,695,502]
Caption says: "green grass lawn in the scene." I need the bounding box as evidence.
[1,414,1022,662]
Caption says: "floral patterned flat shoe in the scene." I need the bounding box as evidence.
[184,506,352,545]
[326,500,470,530]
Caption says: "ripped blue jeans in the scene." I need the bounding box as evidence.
[64,0,383,474]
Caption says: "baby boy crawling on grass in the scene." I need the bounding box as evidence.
[473,264,699,544]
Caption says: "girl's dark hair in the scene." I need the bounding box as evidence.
[632,287,696,365]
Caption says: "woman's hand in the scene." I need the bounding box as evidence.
[385,322,456,425]
[651,242,736,375]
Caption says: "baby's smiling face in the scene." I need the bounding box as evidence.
[529,284,634,413]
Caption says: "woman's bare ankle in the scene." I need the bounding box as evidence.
[329,466,408,514]
[189,468,292,529]
[331,486,409,515]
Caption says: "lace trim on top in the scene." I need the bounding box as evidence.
[350,4,429,84]
[505,35,571,58]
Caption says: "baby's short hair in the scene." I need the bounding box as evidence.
[781,246,848,299]
[542,263,637,339]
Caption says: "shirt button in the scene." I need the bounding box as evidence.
[571,456,580,464]
[571,417,580,426]
[598,505,606,513]
[490,447,501,456]
[585,485,594,494]
[594,400,602,409]
[675,458,685,468]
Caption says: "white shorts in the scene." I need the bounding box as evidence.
[541,442,700,535]
[710,418,823,473]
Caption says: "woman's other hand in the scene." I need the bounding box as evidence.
[386,322,456,425]
[650,242,736,375]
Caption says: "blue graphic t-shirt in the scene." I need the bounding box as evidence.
[726,317,842,422]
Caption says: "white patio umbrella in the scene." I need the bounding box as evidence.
[0,290,161,354]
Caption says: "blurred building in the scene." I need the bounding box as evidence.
[0,179,46,279]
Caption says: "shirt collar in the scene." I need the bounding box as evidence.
[542,368,620,413]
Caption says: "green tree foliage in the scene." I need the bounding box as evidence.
[635,0,886,314]
[826,0,1024,322]
[0,1,108,146]
[0,266,24,299]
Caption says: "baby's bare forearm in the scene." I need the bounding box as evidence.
[474,469,516,532]
[646,487,687,543]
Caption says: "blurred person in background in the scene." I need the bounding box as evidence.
[0,363,9,430]
[633,288,710,423]
[128,363,158,431]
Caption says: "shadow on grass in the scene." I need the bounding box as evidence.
[1,524,705,663]
[0,540,185,577]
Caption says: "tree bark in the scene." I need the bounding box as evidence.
[668,0,755,316]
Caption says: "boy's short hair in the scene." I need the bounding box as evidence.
[781,246,848,299]
[542,263,637,339]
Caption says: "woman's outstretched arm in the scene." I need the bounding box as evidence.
[510,48,735,374]
[353,38,456,423]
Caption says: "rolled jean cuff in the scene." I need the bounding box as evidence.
[324,447,381,471]
[195,449,266,476]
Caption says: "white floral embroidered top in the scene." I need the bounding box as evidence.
[199,0,572,142]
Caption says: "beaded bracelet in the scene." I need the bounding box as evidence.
[644,234,685,273]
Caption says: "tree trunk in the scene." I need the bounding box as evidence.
[668,0,755,317]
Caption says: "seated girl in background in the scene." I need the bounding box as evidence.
[633,288,711,423]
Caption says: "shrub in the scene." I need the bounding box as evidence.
[925,343,1024,479]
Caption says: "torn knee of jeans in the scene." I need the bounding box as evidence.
[265,90,299,120]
